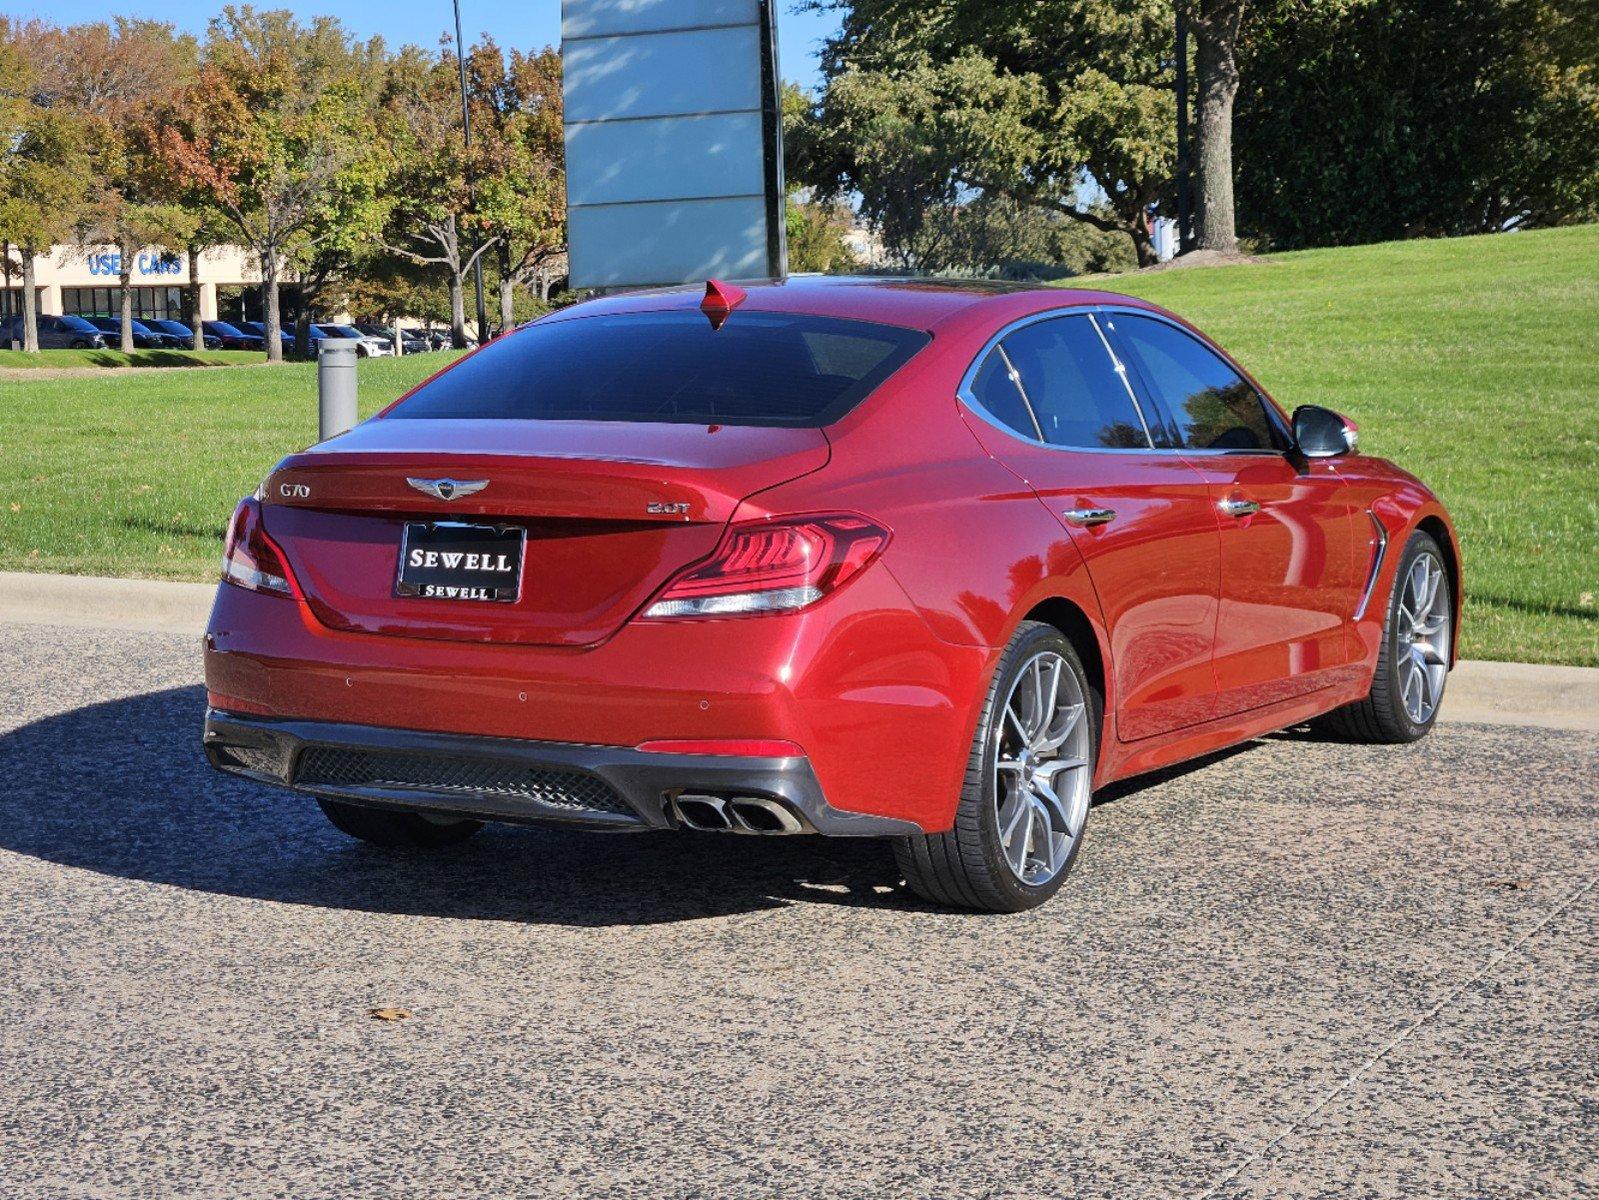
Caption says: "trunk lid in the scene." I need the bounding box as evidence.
[260,417,829,646]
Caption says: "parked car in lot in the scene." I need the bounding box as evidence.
[82,315,185,350]
[239,321,299,352]
[147,319,222,350]
[315,323,394,357]
[202,320,267,351]
[1,313,107,349]
[204,277,1460,912]
[354,323,430,355]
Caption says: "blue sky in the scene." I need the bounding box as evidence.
[13,1,842,88]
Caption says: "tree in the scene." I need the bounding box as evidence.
[1235,0,1599,247]
[465,41,566,335]
[27,18,197,350]
[799,0,1177,266]
[378,45,500,348]
[1181,1,1248,254]
[154,8,387,362]
[0,22,90,353]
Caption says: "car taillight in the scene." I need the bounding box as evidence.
[221,496,296,597]
[643,513,890,619]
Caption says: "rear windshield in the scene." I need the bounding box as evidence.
[387,310,931,427]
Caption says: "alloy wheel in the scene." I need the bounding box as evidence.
[1396,551,1450,724]
[993,651,1093,886]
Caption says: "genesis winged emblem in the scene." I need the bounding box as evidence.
[406,477,489,502]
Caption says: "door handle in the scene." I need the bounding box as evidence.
[1062,507,1117,527]
[1218,497,1261,518]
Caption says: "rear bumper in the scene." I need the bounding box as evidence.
[204,709,920,836]
[204,571,991,832]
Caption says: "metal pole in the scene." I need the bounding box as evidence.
[1175,7,1196,255]
[317,338,360,439]
[453,0,489,344]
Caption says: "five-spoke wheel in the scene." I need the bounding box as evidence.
[1322,528,1453,743]
[994,650,1093,887]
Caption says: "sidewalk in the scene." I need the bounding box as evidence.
[3,570,1596,733]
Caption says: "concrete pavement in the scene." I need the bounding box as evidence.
[0,620,1594,1198]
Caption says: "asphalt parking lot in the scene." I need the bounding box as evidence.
[1,620,1594,1199]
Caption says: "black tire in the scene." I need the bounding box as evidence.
[1319,529,1451,744]
[894,621,1101,913]
[316,797,483,848]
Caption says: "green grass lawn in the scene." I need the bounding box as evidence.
[0,348,266,369]
[1,225,1595,665]
[1071,225,1599,667]
[0,353,459,581]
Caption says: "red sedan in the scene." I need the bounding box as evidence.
[204,277,1460,911]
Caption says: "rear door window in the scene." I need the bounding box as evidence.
[389,310,930,427]
[1110,314,1282,452]
[999,315,1152,450]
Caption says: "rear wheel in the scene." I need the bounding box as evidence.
[316,797,483,848]
[895,622,1098,913]
[1321,530,1452,743]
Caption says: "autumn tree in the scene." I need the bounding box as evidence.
[0,20,90,353]
[378,44,500,347]
[28,18,197,350]
[155,7,387,362]
[466,40,565,334]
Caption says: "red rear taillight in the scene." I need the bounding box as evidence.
[221,496,296,597]
[643,513,890,619]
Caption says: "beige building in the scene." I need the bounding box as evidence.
[2,244,282,324]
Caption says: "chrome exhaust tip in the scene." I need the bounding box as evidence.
[727,796,806,835]
[671,794,733,831]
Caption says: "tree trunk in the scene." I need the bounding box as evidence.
[1130,217,1158,268]
[262,251,283,364]
[294,308,312,360]
[1193,4,1245,255]
[448,272,468,350]
[118,241,135,353]
[188,244,204,350]
[497,243,515,333]
[20,248,39,353]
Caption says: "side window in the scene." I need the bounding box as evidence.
[968,348,1042,440]
[1112,315,1281,452]
[1000,315,1151,450]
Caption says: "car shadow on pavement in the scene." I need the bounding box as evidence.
[0,686,932,925]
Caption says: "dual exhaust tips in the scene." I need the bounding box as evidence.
[670,793,806,835]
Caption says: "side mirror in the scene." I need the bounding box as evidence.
[1292,404,1359,458]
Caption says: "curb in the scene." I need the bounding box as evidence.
[0,571,214,635]
[2,570,1596,733]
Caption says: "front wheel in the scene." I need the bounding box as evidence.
[316,797,483,848]
[1321,529,1452,743]
[895,622,1099,912]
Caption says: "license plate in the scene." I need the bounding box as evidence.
[395,522,525,603]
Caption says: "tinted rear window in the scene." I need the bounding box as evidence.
[388,310,931,427]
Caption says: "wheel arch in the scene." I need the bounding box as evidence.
[1021,596,1107,715]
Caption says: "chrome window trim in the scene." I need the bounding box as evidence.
[995,343,1046,441]
[1352,511,1389,621]
[954,308,1158,454]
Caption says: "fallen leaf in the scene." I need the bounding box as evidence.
[7,503,17,513]
[1581,592,1595,608]
[1490,878,1532,891]
[368,1006,412,1021]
